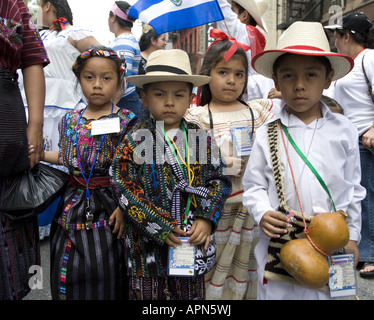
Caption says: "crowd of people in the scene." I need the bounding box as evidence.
[0,0,373,301]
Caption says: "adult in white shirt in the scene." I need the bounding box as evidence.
[325,12,374,277]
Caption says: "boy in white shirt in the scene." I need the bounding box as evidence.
[242,21,366,300]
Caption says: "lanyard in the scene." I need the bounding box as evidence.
[208,100,255,137]
[161,125,194,228]
[75,103,114,225]
[280,122,336,211]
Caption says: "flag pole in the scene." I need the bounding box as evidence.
[223,20,232,37]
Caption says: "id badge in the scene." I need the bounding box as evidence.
[168,237,195,277]
[328,253,357,298]
[91,117,120,136]
[231,125,253,157]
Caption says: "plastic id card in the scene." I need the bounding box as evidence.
[91,117,120,136]
[168,237,195,277]
[231,125,253,157]
[328,253,357,298]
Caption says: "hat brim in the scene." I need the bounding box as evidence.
[127,74,211,89]
[232,0,268,32]
[252,49,354,81]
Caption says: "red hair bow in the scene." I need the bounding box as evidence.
[52,17,68,30]
[208,29,251,62]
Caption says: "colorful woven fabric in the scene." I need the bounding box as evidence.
[111,118,231,286]
[50,108,137,300]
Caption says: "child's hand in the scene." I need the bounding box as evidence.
[109,207,124,239]
[224,156,245,177]
[267,88,282,99]
[166,226,187,248]
[187,218,212,250]
[28,144,35,158]
[345,240,360,267]
[260,210,292,238]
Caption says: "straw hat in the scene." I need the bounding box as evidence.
[251,21,354,81]
[127,49,211,88]
[231,0,268,32]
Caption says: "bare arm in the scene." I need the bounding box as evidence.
[69,36,101,53]
[22,64,45,169]
[42,151,59,165]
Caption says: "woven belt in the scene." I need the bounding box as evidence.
[58,217,109,231]
[68,175,111,189]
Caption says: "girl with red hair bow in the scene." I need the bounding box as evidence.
[216,0,279,101]
[185,31,275,300]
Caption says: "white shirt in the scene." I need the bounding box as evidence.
[38,27,93,110]
[243,102,364,240]
[242,102,365,299]
[327,48,374,135]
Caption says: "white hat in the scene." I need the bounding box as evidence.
[252,21,354,81]
[232,0,268,32]
[127,49,211,88]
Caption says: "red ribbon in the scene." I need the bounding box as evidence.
[246,25,266,57]
[52,17,68,30]
[208,29,251,62]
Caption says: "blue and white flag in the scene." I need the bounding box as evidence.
[129,0,224,34]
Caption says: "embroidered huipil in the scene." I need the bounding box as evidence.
[0,0,49,72]
[50,108,137,300]
[111,119,231,278]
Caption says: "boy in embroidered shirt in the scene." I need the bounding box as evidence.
[111,49,231,300]
[242,21,366,300]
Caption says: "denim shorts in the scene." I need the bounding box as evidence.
[117,91,140,119]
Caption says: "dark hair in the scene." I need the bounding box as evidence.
[109,1,134,29]
[272,53,333,78]
[336,27,374,48]
[321,95,344,114]
[139,28,161,51]
[142,81,193,94]
[72,45,126,88]
[232,1,257,26]
[41,0,73,31]
[199,39,248,106]
[367,28,374,49]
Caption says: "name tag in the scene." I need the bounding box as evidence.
[231,125,253,157]
[91,117,120,136]
[328,253,357,298]
[168,237,195,277]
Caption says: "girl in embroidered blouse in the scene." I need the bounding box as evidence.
[185,30,275,300]
[34,46,137,300]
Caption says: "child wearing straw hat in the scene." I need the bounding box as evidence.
[110,49,231,300]
[242,21,366,299]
